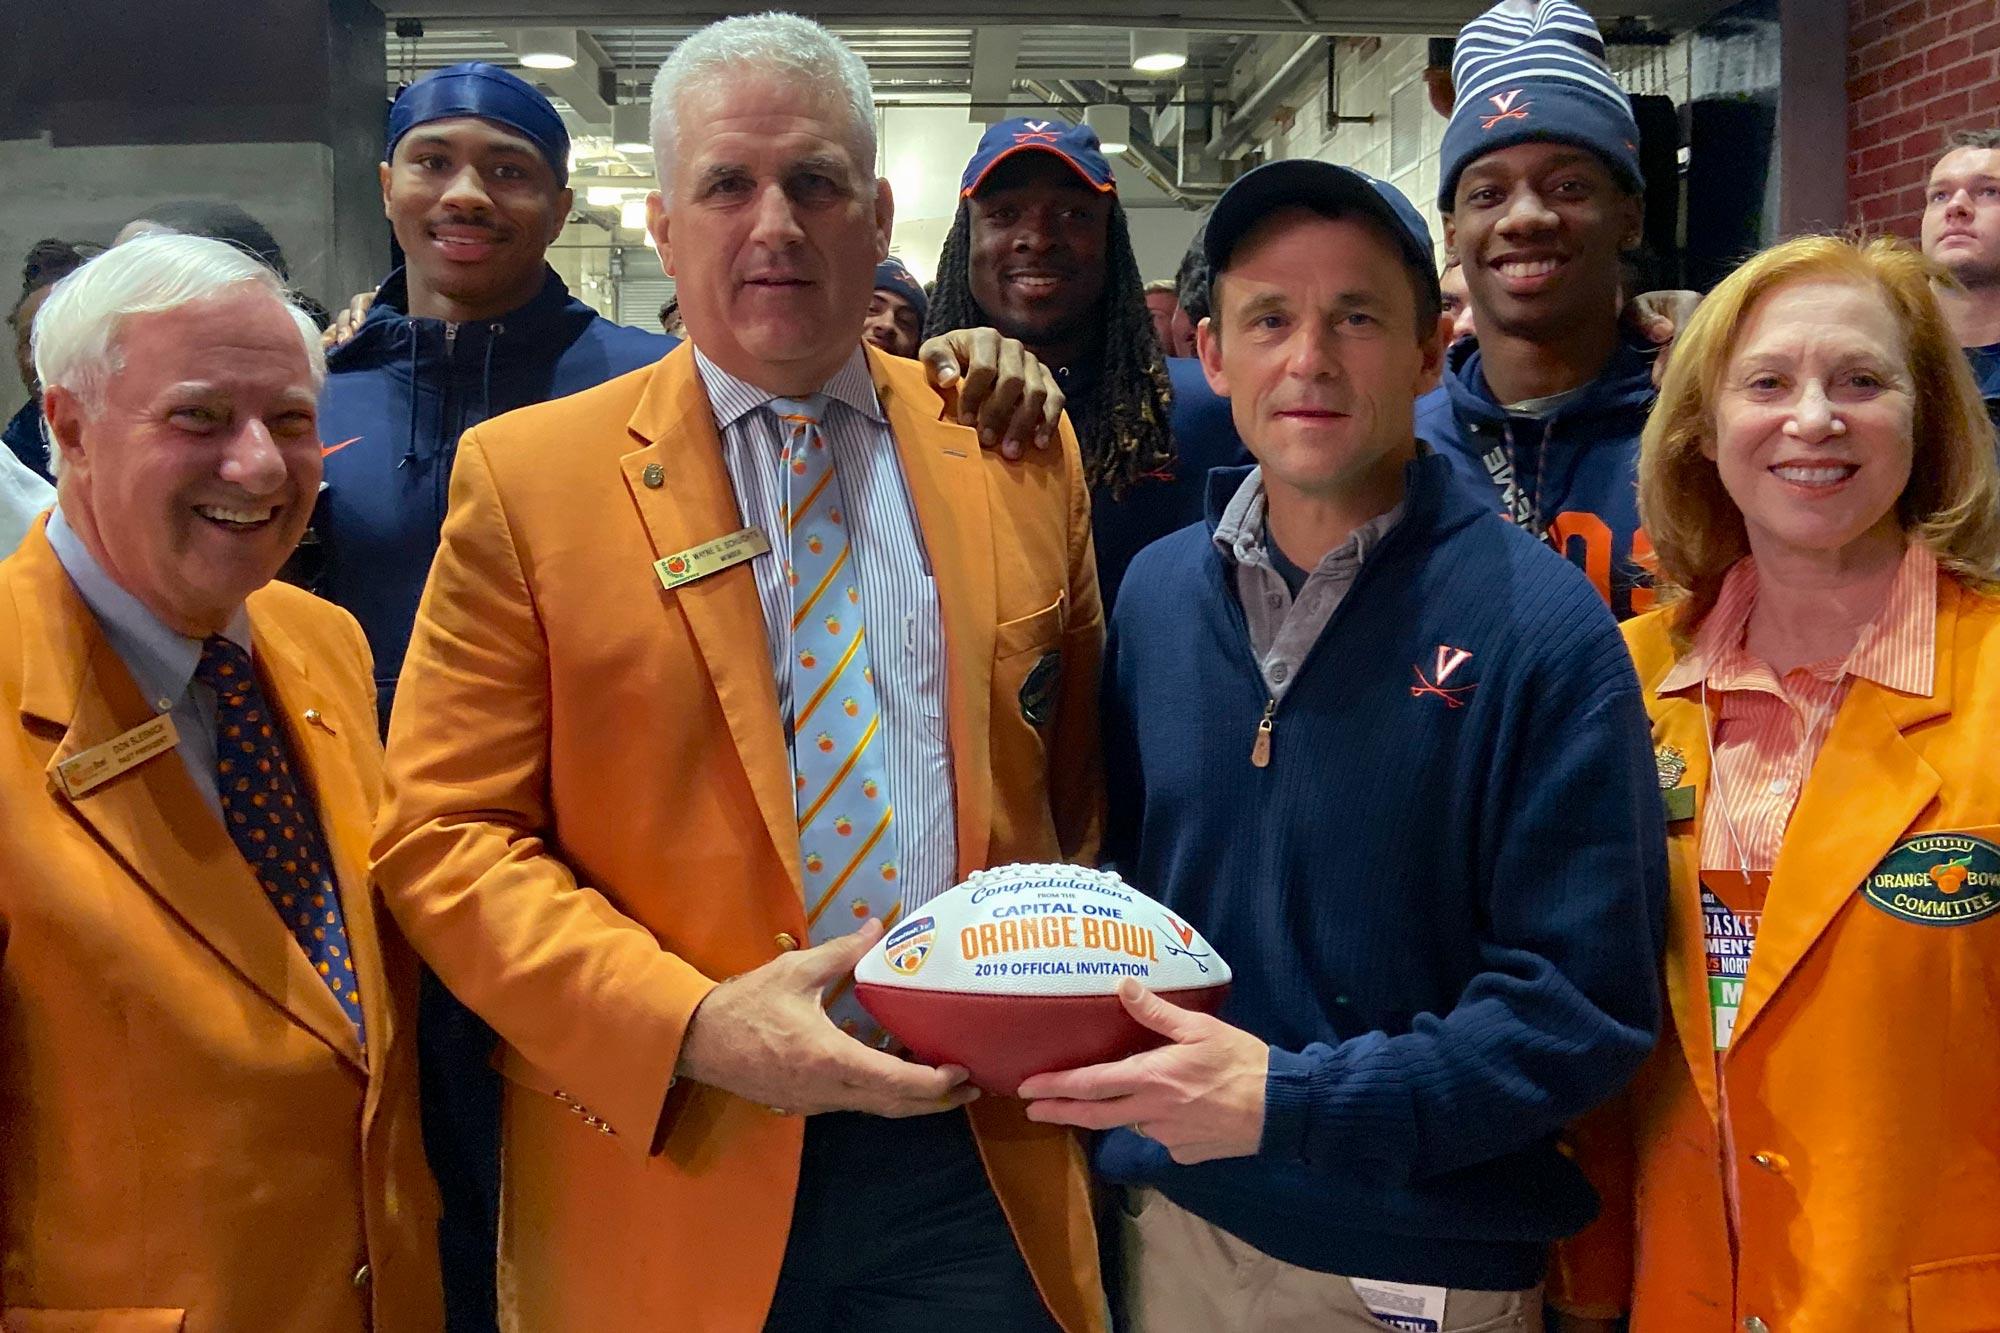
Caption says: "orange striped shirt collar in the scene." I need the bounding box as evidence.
[1659,541,1938,698]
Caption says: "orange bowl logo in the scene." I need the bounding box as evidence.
[666,556,689,575]
[884,915,935,976]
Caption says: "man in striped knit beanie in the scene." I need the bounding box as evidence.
[1416,0,1661,622]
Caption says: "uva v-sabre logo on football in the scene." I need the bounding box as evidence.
[1861,833,2000,927]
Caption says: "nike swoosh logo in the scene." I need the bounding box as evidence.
[321,436,361,458]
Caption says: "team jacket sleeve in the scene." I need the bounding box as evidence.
[371,432,717,1156]
[1259,653,1669,1183]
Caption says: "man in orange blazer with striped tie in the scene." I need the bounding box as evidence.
[372,13,1107,1333]
[0,235,440,1331]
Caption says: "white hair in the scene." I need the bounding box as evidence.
[33,233,325,478]
[648,12,877,191]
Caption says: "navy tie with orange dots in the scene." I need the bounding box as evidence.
[196,636,366,1043]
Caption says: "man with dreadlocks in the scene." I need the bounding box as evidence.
[926,116,1246,610]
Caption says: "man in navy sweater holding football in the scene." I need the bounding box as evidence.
[1020,160,1666,1332]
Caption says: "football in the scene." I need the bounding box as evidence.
[852,863,1232,1094]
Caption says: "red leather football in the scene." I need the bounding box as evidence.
[853,863,1232,1094]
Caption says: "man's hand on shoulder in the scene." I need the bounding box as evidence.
[918,328,1065,460]
[320,290,376,350]
[675,920,978,1118]
[1622,289,1703,387]
[1018,979,1268,1165]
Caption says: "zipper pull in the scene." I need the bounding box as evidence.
[1250,698,1276,768]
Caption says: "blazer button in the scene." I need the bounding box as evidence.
[1743,1318,1769,1333]
[775,932,800,951]
[352,1262,372,1289]
[1750,1151,1788,1174]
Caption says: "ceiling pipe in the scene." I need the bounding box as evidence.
[1210,34,1327,160]
[1033,79,1219,206]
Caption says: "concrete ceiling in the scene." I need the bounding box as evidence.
[377,0,1730,37]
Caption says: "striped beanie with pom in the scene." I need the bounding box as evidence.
[1437,0,1643,210]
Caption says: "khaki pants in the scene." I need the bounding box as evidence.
[1118,1187,1545,1333]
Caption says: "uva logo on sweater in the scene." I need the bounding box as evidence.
[1410,645,1477,708]
[1479,90,1533,129]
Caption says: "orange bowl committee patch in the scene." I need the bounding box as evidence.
[1860,833,2000,927]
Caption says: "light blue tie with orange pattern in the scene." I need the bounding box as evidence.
[770,395,902,1042]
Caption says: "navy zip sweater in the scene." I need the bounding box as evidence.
[314,266,670,728]
[1416,338,1657,621]
[1095,454,1668,1290]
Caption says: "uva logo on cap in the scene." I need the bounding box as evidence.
[1479,90,1534,130]
[1015,121,1063,144]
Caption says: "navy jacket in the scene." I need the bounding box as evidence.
[1968,341,2000,433]
[3,399,51,483]
[1088,355,1248,612]
[1417,339,1657,620]
[1096,455,1667,1289]
[314,267,669,726]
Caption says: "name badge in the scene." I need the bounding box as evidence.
[55,714,180,798]
[653,527,771,591]
[1349,1278,1447,1331]
[1664,785,1696,822]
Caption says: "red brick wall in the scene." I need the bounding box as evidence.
[1848,0,2000,233]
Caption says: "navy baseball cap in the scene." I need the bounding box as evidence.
[873,258,929,323]
[960,117,1116,197]
[388,62,571,185]
[1204,159,1440,308]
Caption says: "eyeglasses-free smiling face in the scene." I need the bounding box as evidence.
[965,154,1113,356]
[380,116,572,319]
[50,289,322,637]
[1704,277,1916,568]
[1445,142,1638,344]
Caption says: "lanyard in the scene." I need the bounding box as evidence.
[1698,658,1847,879]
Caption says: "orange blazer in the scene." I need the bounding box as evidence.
[373,343,1107,1333]
[1553,572,2000,1332]
[0,522,441,1333]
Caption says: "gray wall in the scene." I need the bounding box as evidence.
[0,0,390,410]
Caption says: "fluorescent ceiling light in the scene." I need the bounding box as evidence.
[620,198,649,231]
[512,28,578,70]
[612,104,653,157]
[1131,29,1188,74]
[585,186,624,207]
[1085,103,1132,155]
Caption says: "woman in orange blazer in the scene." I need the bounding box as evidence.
[1550,235,2000,1333]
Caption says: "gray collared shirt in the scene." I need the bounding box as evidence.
[693,346,955,919]
[1212,467,1403,701]
[44,505,252,818]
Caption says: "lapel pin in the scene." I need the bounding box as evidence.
[642,462,665,489]
[1654,744,1687,790]
[303,708,337,735]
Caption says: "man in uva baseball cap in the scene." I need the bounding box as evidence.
[1020,154,1665,1332]
[923,114,1248,613]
